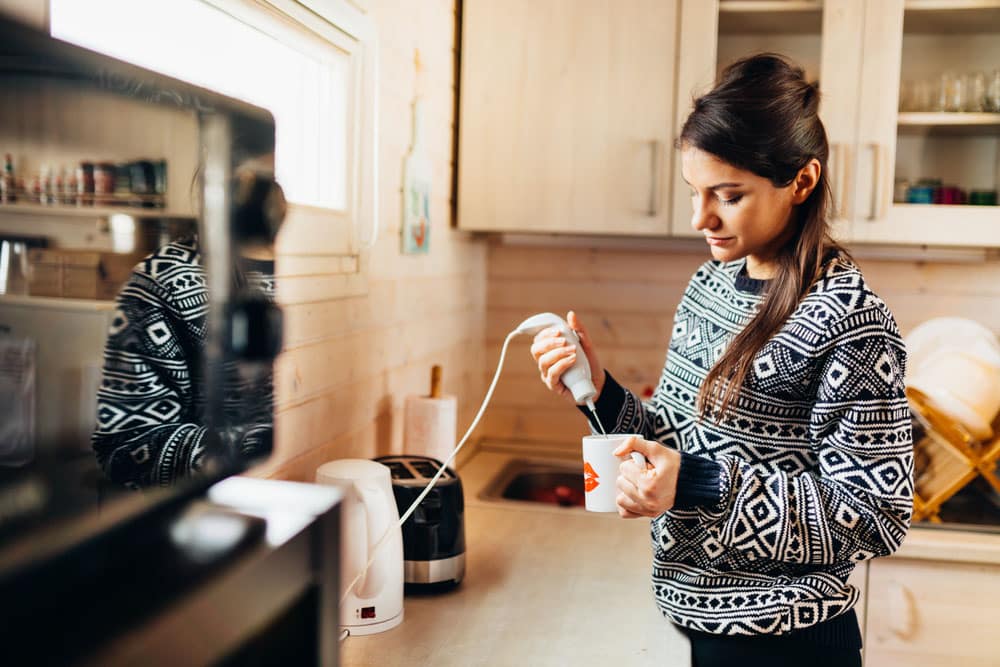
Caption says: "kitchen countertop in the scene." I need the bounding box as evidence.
[339,441,1000,666]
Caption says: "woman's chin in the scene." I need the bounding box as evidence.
[707,244,743,263]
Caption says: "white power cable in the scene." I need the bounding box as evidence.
[339,330,518,608]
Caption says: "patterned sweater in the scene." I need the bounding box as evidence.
[586,256,912,645]
[92,239,275,488]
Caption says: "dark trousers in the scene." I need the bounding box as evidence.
[683,629,862,667]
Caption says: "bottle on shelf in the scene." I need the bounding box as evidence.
[40,164,54,205]
[76,161,94,207]
[1,153,15,204]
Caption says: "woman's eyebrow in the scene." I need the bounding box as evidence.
[682,178,745,190]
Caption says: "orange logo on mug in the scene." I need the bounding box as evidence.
[583,461,599,492]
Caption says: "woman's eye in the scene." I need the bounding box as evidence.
[720,194,743,206]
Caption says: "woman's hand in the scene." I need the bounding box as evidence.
[613,435,681,518]
[529,311,606,401]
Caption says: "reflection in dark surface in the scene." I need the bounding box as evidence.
[0,13,292,662]
[93,237,276,488]
[0,8,281,567]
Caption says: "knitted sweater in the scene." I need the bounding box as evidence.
[585,255,912,644]
[92,239,275,488]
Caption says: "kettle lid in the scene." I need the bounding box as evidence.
[316,458,391,484]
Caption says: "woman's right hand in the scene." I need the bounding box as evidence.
[529,311,606,402]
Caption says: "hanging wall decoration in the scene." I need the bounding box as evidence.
[402,49,431,255]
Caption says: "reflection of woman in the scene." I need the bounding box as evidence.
[532,55,912,666]
[92,237,274,488]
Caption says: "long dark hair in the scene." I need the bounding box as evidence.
[680,53,848,419]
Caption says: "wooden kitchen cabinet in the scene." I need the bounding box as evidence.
[457,0,678,235]
[864,556,1000,666]
[850,1,1000,247]
[673,0,1000,247]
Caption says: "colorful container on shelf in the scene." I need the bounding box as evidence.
[969,190,998,206]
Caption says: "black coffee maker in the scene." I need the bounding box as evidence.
[375,455,465,589]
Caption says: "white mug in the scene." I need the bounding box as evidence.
[582,433,642,512]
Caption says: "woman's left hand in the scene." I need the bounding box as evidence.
[613,436,681,518]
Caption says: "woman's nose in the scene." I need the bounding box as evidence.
[690,197,719,232]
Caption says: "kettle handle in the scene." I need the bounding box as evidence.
[354,481,395,599]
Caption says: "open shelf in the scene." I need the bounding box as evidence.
[898,112,1000,136]
[0,294,116,310]
[718,0,822,34]
[898,112,1000,126]
[0,202,195,220]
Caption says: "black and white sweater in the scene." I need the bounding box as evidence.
[585,255,912,646]
[92,239,275,489]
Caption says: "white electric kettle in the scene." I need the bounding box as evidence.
[316,459,404,635]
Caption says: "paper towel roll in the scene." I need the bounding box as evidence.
[403,394,457,462]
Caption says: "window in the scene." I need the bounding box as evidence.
[51,0,378,251]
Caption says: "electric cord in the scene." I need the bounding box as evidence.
[339,330,519,618]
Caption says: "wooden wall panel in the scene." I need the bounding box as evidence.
[482,241,1000,449]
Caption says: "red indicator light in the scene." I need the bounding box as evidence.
[361,606,376,619]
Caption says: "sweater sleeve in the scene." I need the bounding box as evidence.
[92,272,211,488]
[688,307,914,565]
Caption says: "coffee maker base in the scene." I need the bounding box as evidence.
[404,552,465,585]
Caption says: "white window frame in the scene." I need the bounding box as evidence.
[232,0,380,256]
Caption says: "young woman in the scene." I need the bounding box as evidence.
[531,54,913,667]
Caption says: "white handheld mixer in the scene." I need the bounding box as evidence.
[514,312,610,436]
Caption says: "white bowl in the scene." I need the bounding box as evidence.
[907,348,1000,440]
[905,317,1000,384]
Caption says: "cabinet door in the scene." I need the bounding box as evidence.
[820,0,867,242]
[669,0,717,238]
[671,0,864,243]
[848,0,905,243]
[866,557,1000,667]
[457,0,678,235]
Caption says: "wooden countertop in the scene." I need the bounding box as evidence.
[338,441,1000,666]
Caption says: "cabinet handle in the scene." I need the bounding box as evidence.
[831,142,850,220]
[887,580,917,640]
[867,142,881,221]
[647,139,660,217]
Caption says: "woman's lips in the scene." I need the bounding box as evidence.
[706,236,735,246]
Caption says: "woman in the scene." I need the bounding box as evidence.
[531,54,912,666]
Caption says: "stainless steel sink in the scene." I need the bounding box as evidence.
[478,458,585,508]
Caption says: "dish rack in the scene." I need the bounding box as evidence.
[908,387,1000,523]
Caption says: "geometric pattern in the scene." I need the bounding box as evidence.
[92,238,275,489]
[598,256,913,638]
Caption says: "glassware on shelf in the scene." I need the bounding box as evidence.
[986,70,1000,113]
[965,71,986,112]
[899,70,1000,112]
[937,71,965,112]
[893,178,910,203]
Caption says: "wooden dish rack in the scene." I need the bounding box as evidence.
[908,386,1000,523]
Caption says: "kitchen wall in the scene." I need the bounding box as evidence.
[254,0,488,480]
[482,241,1000,448]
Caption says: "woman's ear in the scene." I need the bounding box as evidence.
[792,158,821,205]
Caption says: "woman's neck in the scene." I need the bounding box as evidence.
[745,255,777,279]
